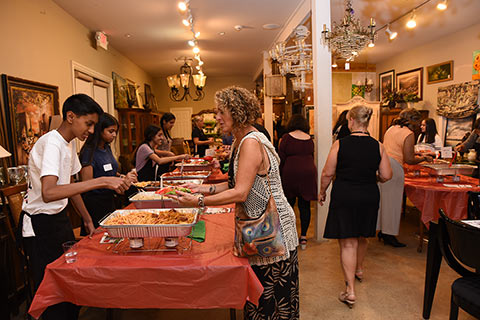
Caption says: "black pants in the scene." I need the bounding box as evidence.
[287,197,311,237]
[21,209,80,320]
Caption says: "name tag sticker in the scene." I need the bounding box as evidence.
[103,163,113,171]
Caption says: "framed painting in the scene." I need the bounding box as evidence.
[426,60,453,84]
[112,72,129,109]
[396,67,423,101]
[379,69,395,102]
[304,105,314,136]
[444,115,476,147]
[473,50,480,80]
[1,75,60,165]
[144,83,152,109]
[126,79,142,109]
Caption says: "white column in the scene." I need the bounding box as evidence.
[312,0,332,241]
[263,51,274,142]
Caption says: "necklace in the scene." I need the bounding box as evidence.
[350,131,369,135]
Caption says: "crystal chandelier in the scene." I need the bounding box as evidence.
[166,57,206,102]
[322,0,376,62]
[269,26,313,92]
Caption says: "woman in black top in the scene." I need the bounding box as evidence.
[319,105,392,308]
[191,115,214,157]
[333,110,351,140]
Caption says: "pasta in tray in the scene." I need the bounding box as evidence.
[105,210,195,225]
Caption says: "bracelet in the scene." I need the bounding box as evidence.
[197,194,205,208]
[208,184,216,194]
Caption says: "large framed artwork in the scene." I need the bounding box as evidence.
[379,69,395,102]
[396,67,423,101]
[444,116,476,147]
[112,72,129,109]
[144,83,152,109]
[1,75,60,165]
[426,60,453,84]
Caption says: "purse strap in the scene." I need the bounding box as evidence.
[252,136,273,196]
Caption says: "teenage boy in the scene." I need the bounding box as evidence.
[21,94,131,320]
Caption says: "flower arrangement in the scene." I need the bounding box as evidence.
[382,89,419,107]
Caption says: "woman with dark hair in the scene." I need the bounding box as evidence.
[279,114,317,249]
[157,112,176,156]
[134,125,189,181]
[378,109,433,247]
[333,110,351,140]
[79,113,137,233]
[417,118,442,148]
[192,115,214,157]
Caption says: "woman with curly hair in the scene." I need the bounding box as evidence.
[171,86,299,319]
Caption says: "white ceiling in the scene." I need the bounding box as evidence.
[53,0,480,78]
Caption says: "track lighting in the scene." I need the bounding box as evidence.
[406,11,417,29]
[192,46,200,54]
[437,0,447,10]
[385,25,397,40]
[178,1,188,12]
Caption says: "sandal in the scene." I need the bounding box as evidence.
[355,270,363,282]
[299,237,307,250]
[339,291,356,308]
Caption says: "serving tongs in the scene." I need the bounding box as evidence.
[180,159,185,178]
[448,151,457,168]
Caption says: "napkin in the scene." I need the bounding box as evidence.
[188,220,206,242]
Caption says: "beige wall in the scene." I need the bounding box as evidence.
[0,0,154,112]
[153,75,254,115]
[377,23,480,138]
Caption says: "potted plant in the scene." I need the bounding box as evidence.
[382,89,419,109]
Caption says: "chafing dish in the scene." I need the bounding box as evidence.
[422,163,476,176]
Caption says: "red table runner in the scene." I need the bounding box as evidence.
[404,165,480,226]
[28,212,263,319]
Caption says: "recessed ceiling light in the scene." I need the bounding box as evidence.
[124,33,131,38]
[218,32,225,36]
[262,23,281,30]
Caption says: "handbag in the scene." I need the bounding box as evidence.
[233,137,286,258]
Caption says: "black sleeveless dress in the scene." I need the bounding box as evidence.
[324,135,381,239]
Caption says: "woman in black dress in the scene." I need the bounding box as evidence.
[191,115,214,157]
[319,105,392,308]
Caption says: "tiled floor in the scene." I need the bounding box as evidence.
[13,204,476,319]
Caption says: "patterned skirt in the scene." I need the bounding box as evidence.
[244,249,299,320]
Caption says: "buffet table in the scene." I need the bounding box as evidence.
[403,166,480,251]
[28,211,263,319]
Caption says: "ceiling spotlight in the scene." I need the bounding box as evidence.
[196,66,201,70]
[182,19,190,27]
[198,60,204,66]
[188,39,196,47]
[385,25,398,40]
[437,0,447,10]
[218,32,225,36]
[178,1,188,12]
[406,11,417,29]
[195,31,201,38]
[192,46,200,54]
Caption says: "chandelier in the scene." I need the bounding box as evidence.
[322,0,376,62]
[166,57,206,102]
[269,26,313,92]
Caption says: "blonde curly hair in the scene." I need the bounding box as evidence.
[214,86,261,127]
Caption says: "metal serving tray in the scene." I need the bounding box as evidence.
[161,170,211,180]
[175,162,212,171]
[99,208,200,238]
[422,164,476,176]
[161,179,203,187]
[129,192,179,209]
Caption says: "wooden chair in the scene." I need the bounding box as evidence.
[0,183,33,319]
[438,209,480,319]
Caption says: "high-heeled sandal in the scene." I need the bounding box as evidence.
[339,291,356,308]
[355,270,363,282]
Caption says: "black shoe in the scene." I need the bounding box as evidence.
[377,231,384,242]
[382,234,406,247]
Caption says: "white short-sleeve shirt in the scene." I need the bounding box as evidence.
[22,130,81,237]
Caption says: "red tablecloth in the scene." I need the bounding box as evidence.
[404,173,480,226]
[28,212,263,319]
[206,168,228,184]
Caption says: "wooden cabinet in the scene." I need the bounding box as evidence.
[379,108,429,142]
[117,109,162,172]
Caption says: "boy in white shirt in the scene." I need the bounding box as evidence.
[21,94,132,320]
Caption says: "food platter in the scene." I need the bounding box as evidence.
[175,158,212,171]
[134,179,203,191]
[161,170,211,180]
[422,163,476,176]
[129,192,181,209]
[99,208,200,238]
